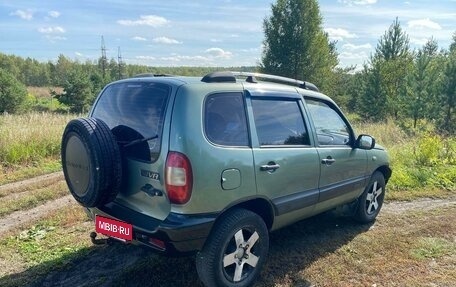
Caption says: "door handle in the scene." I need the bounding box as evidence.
[321,157,335,165]
[260,163,280,172]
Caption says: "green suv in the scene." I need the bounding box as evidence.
[61,71,391,287]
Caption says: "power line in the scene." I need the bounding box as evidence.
[117,46,123,80]
[101,35,107,79]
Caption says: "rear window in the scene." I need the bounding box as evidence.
[91,82,170,162]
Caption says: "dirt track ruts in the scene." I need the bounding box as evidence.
[0,172,455,235]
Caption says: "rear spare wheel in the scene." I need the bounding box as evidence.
[61,117,122,207]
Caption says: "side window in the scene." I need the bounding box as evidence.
[305,99,351,146]
[251,99,310,146]
[204,93,249,146]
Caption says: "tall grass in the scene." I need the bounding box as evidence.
[353,118,456,197]
[0,112,76,166]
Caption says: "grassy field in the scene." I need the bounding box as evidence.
[0,112,77,184]
[353,119,456,200]
[0,200,454,286]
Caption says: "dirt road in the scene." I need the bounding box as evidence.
[0,173,455,287]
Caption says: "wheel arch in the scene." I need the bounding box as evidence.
[215,197,275,231]
[375,165,392,183]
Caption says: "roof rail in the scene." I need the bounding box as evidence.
[132,73,174,78]
[200,71,319,92]
[231,71,319,92]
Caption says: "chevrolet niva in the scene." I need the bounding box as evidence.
[61,71,391,287]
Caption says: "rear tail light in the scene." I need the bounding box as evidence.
[165,152,193,204]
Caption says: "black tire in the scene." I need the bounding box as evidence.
[353,171,386,223]
[196,209,269,287]
[61,118,122,207]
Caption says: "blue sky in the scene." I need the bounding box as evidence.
[1,0,455,70]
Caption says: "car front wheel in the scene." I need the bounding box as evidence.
[353,171,386,223]
[196,208,269,287]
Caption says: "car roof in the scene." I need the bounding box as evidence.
[109,72,335,104]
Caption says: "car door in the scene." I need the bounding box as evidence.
[304,98,369,210]
[247,90,320,227]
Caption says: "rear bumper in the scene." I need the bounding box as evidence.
[86,201,217,255]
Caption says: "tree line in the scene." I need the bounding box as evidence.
[0,0,454,134]
[261,0,455,135]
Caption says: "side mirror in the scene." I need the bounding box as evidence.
[355,134,375,150]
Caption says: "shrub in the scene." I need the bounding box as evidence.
[414,135,442,166]
[0,68,28,113]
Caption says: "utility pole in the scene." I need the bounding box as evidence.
[117,46,123,80]
[101,35,107,79]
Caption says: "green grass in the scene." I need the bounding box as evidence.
[0,158,61,186]
[0,112,76,166]
[2,202,454,287]
[353,119,456,200]
[411,237,456,260]
[0,112,77,184]
[0,204,92,286]
[0,181,68,217]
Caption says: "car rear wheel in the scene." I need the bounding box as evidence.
[61,117,122,207]
[196,208,269,287]
[353,171,385,223]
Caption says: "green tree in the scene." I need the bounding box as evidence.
[360,18,412,120]
[358,62,388,121]
[449,31,456,53]
[0,68,28,113]
[439,48,456,134]
[375,18,410,61]
[405,38,440,128]
[55,70,94,113]
[260,0,338,92]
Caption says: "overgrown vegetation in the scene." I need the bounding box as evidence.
[354,119,456,199]
[0,112,76,183]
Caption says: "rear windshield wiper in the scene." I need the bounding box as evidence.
[123,134,158,148]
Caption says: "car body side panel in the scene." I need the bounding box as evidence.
[168,83,257,214]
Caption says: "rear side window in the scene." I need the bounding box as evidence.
[251,99,310,146]
[92,82,170,162]
[204,93,249,146]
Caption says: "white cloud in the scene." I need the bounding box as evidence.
[205,47,233,59]
[38,26,65,34]
[210,38,222,43]
[10,9,33,20]
[407,18,442,30]
[117,15,168,27]
[48,11,60,18]
[325,28,357,41]
[45,35,66,42]
[342,43,372,50]
[240,47,260,53]
[75,52,83,57]
[136,55,156,60]
[338,0,377,5]
[410,37,429,45]
[132,36,147,41]
[152,37,182,44]
[339,51,369,60]
[161,55,209,62]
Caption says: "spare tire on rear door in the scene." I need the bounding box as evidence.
[61,117,122,207]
